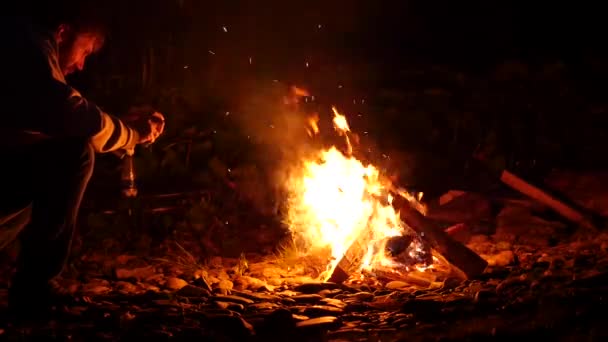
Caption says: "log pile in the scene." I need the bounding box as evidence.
[326,168,601,284]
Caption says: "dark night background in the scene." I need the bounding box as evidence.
[3,4,608,339]
[12,0,608,196]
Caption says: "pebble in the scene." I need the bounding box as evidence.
[328,328,367,339]
[385,281,408,290]
[115,281,139,294]
[249,302,280,311]
[81,283,112,296]
[292,294,323,304]
[214,301,245,312]
[320,298,347,308]
[213,279,234,295]
[351,292,375,302]
[212,295,254,305]
[318,289,342,297]
[301,305,344,317]
[166,277,188,291]
[176,284,211,297]
[296,316,342,330]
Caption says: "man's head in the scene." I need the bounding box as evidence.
[36,1,108,76]
[55,23,105,76]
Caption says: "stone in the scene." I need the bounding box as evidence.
[292,294,323,304]
[213,300,244,313]
[228,303,245,313]
[115,281,139,294]
[212,295,254,305]
[214,301,231,310]
[385,281,408,290]
[249,302,280,311]
[81,284,111,296]
[234,276,267,291]
[217,269,230,281]
[232,290,282,302]
[176,284,211,297]
[485,250,515,267]
[318,289,342,297]
[351,292,375,302]
[344,302,370,313]
[291,314,310,322]
[328,328,367,340]
[166,277,188,291]
[293,282,342,294]
[320,298,347,309]
[296,316,342,330]
[301,305,344,317]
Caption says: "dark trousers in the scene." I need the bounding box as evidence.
[0,138,94,296]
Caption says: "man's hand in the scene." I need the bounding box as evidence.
[122,106,166,146]
[138,112,165,145]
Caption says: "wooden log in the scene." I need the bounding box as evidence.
[500,170,597,230]
[399,204,488,279]
[327,228,373,283]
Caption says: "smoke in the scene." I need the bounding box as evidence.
[224,79,325,215]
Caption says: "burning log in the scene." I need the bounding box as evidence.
[398,204,488,279]
[327,229,373,283]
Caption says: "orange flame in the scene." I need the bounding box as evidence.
[284,107,429,281]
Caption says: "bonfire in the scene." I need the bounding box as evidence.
[282,106,435,282]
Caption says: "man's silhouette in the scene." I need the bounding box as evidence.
[0,1,165,319]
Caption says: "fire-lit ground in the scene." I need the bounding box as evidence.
[2,107,608,340]
[2,168,608,341]
[2,203,608,341]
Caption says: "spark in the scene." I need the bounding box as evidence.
[306,62,309,68]
[222,26,228,32]
[208,50,216,55]
[249,57,253,64]
[183,65,189,69]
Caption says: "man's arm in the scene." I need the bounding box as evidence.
[39,37,142,153]
[6,31,142,153]
[63,85,141,153]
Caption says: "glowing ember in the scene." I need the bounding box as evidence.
[284,107,430,281]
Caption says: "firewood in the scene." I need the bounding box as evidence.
[327,228,373,283]
[500,170,597,230]
[399,204,488,279]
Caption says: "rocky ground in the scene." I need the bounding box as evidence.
[2,173,608,341]
[2,228,608,340]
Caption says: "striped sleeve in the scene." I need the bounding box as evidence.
[90,111,140,153]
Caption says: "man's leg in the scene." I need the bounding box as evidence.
[9,138,94,310]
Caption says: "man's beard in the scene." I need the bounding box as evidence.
[58,42,76,76]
